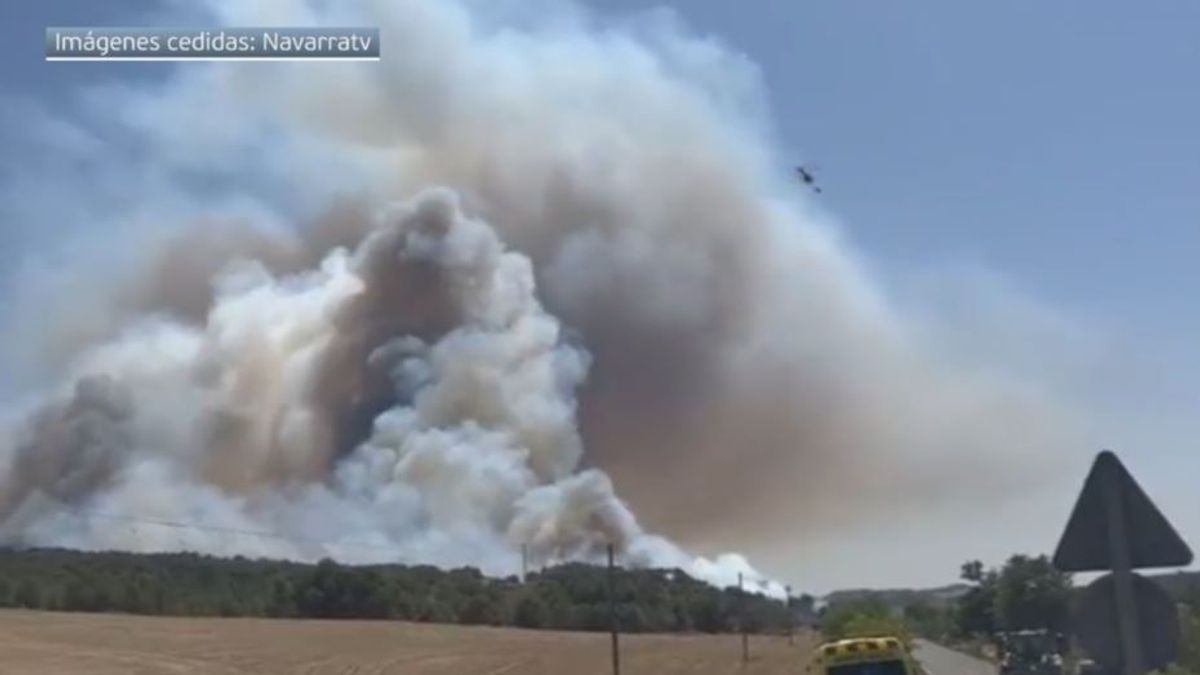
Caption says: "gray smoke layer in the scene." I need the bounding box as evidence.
[0,0,1081,586]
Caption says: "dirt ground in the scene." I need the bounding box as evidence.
[0,609,814,674]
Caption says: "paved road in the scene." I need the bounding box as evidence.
[914,639,996,675]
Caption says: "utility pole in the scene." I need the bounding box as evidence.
[739,572,749,664]
[521,543,528,583]
[786,584,794,646]
[608,543,620,675]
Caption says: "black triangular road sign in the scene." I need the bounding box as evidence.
[1053,450,1193,572]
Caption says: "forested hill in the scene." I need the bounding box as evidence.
[824,570,1200,611]
[1149,570,1200,599]
[0,548,795,634]
[823,584,970,610]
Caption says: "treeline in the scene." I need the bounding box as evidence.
[1166,584,1200,675]
[819,554,1072,647]
[822,554,1200,675]
[0,548,795,634]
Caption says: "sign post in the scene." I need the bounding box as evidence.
[1102,461,1144,675]
[1053,450,1193,675]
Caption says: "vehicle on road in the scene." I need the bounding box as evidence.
[808,636,925,675]
[996,630,1066,675]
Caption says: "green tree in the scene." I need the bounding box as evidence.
[955,561,999,637]
[905,601,952,640]
[1173,595,1200,675]
[0,547,797,635]
[390,590,416,621]
[514,595,549,628]
[267,576,295,617]
[954,555,1073,638]
[417,596,459,624]
[571,603,611,631]
[690,595,727,633]
[992,555,1071,632]
[961,560,986,583]
[459,594,505,625]
[15,579,43,609]
[794,593,816,614]
[822,598,912,647]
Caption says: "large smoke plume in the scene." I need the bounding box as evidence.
[0,0,1084,588]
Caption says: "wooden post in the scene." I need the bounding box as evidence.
[608,544,620,675]
[786,584,794,646]
[739,572,749,664]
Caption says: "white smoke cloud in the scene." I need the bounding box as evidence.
[0,184,783,591]
[0,0,1091,593]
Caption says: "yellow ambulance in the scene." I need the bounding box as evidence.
[807,636,926,675]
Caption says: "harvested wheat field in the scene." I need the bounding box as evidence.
[0,610,814,674]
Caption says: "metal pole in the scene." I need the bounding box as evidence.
[739,572,749,663]
[521,543,528,583]
[1103,456,1144,675]
[608,543,620,675]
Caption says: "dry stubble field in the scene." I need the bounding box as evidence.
[0,609,814,674]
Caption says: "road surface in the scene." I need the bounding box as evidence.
[915,639,996,675]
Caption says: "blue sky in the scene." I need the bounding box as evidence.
[593,0,1200,325]
[0,1,1196,590]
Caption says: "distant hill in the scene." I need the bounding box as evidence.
[1143,570,1200,599]
[823,569,1200,614]
[822,583,970,611]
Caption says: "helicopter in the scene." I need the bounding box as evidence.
[795,166,822,194]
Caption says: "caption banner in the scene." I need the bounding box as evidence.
[46,27,380,61]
